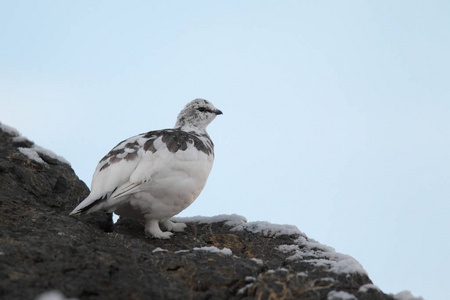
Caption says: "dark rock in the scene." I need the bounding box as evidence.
[0,123,395,300]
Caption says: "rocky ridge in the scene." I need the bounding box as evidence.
[0,122,405,300]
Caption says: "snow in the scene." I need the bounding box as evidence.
[278,244,300,253]
[328,253,367,274]
[174,250,190,254]
[232,220,305,238]
[315,277,335,284]
[237,276,257,295]
[0,121,70,166]
[18,147,47,165]
[32,144,71,165]
[18,144,71,166]
[327,290,357,300]
[35,290,77,300]
[358,284,381,293]
[193,246,232,256]
[276,238,367,275]
[277,243,366,275]
[152,247,168,253]
[249,258,263,265]
[174,214,247,227]
[237,283,254,295]
[176,214,367,275]
[393,291,424,300]
[12,135,29,143]
[0,122,20,137]
[175,214,306,238]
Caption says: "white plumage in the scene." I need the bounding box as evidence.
[70,98,222,239]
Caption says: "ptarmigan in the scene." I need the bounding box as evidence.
[70,98,222,239]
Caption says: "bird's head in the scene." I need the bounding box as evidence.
[175,98,223,131]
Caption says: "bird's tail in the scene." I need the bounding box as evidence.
[69,193,108,215]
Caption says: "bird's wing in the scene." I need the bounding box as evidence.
[108,129,215,202]
[90,134,146,195]
[70,132,163,214]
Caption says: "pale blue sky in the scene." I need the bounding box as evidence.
[1,1,449,299]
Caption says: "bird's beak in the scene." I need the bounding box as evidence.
[215,109,223,115]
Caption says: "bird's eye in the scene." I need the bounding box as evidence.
[197,107,210,113]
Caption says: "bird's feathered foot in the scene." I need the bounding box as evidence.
[145,219,173,239]
[162,219,187,232]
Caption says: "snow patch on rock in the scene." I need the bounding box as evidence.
[0,121,70,166]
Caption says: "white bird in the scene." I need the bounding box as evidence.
[70,98,222,239]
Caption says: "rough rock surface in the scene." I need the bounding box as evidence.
[0,123,395,300]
